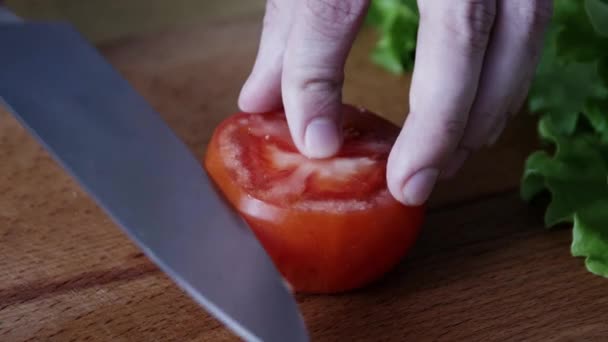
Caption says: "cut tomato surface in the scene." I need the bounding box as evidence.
[204,104,425,293]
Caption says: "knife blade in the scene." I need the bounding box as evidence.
[0,15,309,342]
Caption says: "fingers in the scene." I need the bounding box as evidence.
[242,0,553,208]
[239,0,294,113]
[504,0,553,123]
[239,0,370,159]
[460,0,553,150]
[281,0,370,158]
[387,0,497,205]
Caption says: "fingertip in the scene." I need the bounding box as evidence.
[303,117,342,159]
[386,145,405,203]
[386,166,439,207]
[401,168,439,206]
[385,127,440,207]
[237,0,291,114]
[387,181,407,207]
[237,72,283,113]
[237,77,256,112]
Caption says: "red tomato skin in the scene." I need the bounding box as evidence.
[204,108,425,294]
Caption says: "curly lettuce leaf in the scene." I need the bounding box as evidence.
[522,119,608,220]
[555,0,608,62]
[572,203,608,277]
[513,0,608,277]
[522,118,608,276]
[528,0,608,135]
[527,38,603,135]
[585,97,608,142]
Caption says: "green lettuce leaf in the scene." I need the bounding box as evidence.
[572,204,608,277]
[521,0,608,277]
[585,0,608,37]
[584,98,608,141]
[555,0,608,62]
[527,0,608,135]
[521,118,608,276]
[365,0,419,74]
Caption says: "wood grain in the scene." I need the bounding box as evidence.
[4,0,266,43]
[2,11,605,342]
[298,194,608,341]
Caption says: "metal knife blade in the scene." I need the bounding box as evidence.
[0,19,308,342]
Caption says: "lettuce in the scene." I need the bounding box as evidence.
[521,118,608,276]
[365,0,418,74]
[366,0,608,277]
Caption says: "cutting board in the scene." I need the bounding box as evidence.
[2,13,608,341]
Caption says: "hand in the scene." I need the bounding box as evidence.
[238,0,553,206]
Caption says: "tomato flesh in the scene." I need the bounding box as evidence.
[204,104,425,293]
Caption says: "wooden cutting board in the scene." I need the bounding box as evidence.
[2,13,608,342]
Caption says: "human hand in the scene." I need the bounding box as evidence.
[238,0,553,206]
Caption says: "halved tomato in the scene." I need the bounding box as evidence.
[204,104,425,293]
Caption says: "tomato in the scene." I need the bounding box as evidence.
[204,104,425,293]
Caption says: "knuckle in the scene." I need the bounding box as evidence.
[439,117,468,142]
[306,0,369,38]
[300,75,343,95]
[300,77,341,95]
[441,0,496,53]
[409,110,468,146]
[289,65,344,94]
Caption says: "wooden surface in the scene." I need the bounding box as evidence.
[5,0,266,43]
[2,10,608,342]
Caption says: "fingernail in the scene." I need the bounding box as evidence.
[304,117,341,158]
[440,148,469,179]
[402,168,439,206]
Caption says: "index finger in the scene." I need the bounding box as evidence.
[281,0,370,159]
[387,0,497,205]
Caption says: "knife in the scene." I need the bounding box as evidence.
[0,7,309,342]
